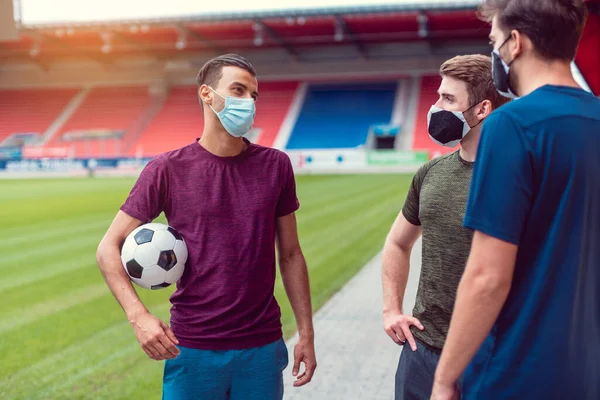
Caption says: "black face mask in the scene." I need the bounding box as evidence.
[427,103,481,147]
[492,36,518,99]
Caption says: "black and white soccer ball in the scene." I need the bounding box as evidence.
[120,223,188,290]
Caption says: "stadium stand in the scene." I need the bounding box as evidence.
[285,82,397,149]
[127,81,299,156]
[0,88,79,144]
[0,2,597,161]
[252,81,299,148]
[127,86,203,156]
[49,86,151,157]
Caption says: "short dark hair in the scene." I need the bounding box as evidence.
[196,53,257,88]
[479,0,588,61]
[440,54,511,110]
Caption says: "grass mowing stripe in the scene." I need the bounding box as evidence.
[295,175,380,210]
[277,177,407,337]
[298,182,398,234]
[78,354,163,400]
[37,343,142,398]
[273,189,398,293]
[0,256,96,291]
[273,179,398,290]
[0,210,114,238]
[295,175,398,215]
[0,216,111,252]
[303,200,396,275]
[0,284,109,335]
[0,177,134,200]
[298,186,400,254]
[297,179,398,228]
[309,205,399,308]
[2,265,105,313]
[0,303,171,398]
[2,233,104,268]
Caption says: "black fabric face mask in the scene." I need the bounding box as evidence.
[427,103,480,147]
[492,36,518,99]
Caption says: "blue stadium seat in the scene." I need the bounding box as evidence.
[286,82,397,149]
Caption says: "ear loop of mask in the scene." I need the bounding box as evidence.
[207,86,225,115]
[464,101,485,129]
[497,35,515,66]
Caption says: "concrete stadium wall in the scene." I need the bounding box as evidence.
[287,149,427,175]
[0,149,428,178]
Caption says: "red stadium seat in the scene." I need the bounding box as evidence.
[0,88,79,143]
[50,86,151,158]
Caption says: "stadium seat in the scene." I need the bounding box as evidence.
[50,86,151,158]
[0,88,79,144]
[286,82,397,150]
[127,86,204,156]
[252,81,299,148]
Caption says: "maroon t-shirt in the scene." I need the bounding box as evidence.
[120,138,299,350]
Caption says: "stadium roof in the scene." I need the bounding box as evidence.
[17,1,480,27]
[3,0,599,95]
[3,6,490,65]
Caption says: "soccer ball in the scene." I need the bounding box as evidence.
[120,223,188,290]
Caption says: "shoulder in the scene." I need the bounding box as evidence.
[484,103,523,128]
[250,143,292,163]
[484,87,578,131]
[415,152,455,181]
[151,143,198,168]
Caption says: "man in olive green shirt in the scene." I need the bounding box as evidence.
[381,54,510,400]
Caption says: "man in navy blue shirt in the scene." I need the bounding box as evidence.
[431,1,600,399]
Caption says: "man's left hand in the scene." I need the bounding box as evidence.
[292,336,317,387]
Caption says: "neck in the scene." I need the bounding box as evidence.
[516,58,580,97]
[199,120,246,157]
[459,127,480,162]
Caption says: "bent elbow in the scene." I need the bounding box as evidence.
[469,271,512,302]
[96,241,106,267]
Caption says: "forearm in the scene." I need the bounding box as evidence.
[96,240,147,320]
[382,240,411,314]
[280,251,314,339]
[435,268,511,385]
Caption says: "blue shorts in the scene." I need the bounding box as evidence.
[162,338,289,400]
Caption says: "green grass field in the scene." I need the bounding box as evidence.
[0,174,411,399]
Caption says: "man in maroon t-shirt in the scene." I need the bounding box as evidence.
[96,54,316,400]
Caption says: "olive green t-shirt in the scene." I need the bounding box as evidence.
[402,150,474,351]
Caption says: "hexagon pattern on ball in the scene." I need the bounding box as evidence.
[120,239,136,263]
[143,222,171,232]
[120,222,188,290]
[151,229,176,251]
[134,228,154,245]
[158,250,178,271]
[139,265,168,289]
[133,242,161,268]
[173,240,188,264]
[151,282,171,290]
[168,226,183,240]
[165,261,185,284]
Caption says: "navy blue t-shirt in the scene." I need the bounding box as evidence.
[463,85,600,399]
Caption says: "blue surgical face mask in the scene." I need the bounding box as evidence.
[208,87,256,137]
